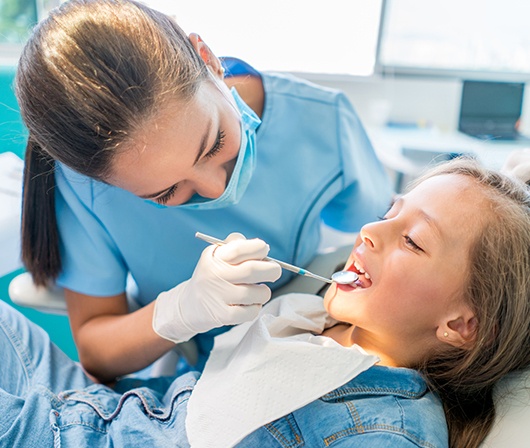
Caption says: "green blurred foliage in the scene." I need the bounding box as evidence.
[0,0,37,44]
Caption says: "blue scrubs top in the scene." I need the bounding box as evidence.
[55,65,393,305]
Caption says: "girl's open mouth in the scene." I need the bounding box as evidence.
[338,259,373,291]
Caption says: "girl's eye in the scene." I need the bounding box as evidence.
[404,235,423,252]
[155,184,178,205]
[205,130,226,159]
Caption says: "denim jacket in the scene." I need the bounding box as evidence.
[0,300,447,448]
[238,365,448,448]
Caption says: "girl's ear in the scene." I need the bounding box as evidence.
[189,33,224,79]
[437,307,478,349]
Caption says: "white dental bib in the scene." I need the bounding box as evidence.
[186,293,378,448]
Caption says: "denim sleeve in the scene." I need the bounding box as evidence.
[0,300,199,447]
[0,300,92,397]
[0,300,93,446]
[330,431,443,448]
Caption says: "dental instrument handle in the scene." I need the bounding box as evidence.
[195,232,332,284]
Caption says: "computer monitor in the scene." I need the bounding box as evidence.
[458,81,524,140]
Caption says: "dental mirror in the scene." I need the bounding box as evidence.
[331,270,359,285]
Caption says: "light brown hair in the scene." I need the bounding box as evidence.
[411,158,530,448]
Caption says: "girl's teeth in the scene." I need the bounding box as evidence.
[354,261,366,274]
[364,272,371,280]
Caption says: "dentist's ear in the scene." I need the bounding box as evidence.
[189,33,224,79]
[437,308,478,349]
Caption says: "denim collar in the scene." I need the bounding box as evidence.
[321,365,428,401]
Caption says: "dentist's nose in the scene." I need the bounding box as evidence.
[191,171,228,199]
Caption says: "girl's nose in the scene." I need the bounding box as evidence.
[359,222,379,249]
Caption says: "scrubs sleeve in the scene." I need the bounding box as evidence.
[54,165,128,296]
[321,93,393,232]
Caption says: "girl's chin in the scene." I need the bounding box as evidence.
[324,283,370,311]
[323,286,350,314]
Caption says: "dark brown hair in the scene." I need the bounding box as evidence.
[16,0,209,285]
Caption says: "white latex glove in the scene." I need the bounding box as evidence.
[501,148,530,184]
[153,233,282,344]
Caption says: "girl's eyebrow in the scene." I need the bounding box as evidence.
[386,194,400,212]
[393,197,443,240]
[421,210,442,240]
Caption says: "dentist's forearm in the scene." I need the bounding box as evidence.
[65,290,175,383]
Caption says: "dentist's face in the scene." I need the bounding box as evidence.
[108,80,241,206]
[324,174,486,356]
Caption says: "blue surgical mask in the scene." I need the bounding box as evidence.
[145,88,260,210]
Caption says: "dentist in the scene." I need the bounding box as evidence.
[16,0,392,382]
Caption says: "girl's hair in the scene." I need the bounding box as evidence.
[15,0,209,286]
[411,157,530,448]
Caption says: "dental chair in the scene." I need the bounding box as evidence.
[9,272,68,314]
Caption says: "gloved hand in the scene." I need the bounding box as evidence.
[501,148,530,184]
[153,233,282,344]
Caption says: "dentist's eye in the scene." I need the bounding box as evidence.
[404,235,423,252]
[205,130,226,159]
[155,184,178,205]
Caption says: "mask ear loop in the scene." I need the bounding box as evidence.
[207,68,241,120]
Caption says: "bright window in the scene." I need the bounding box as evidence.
[143,1,382,77]
[1,0,382,76]
[377,0,530,81]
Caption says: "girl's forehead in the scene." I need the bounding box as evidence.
[410,173,479,201]
[408,174,489,238]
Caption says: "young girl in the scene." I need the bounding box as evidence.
[15,0,392,381]
[1,158,528,447]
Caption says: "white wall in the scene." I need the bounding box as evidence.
[301,74,530,135]
[325,76,461,131]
